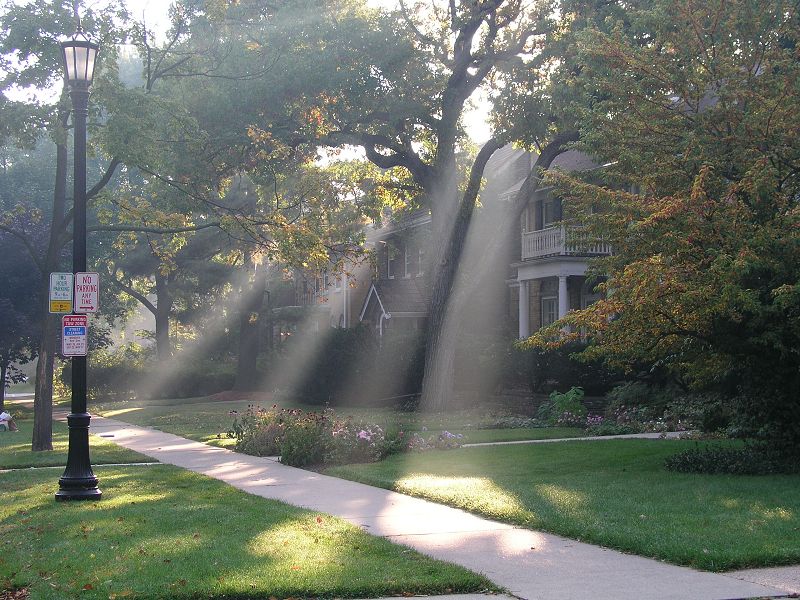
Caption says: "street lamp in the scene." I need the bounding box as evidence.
[56,26,101,501]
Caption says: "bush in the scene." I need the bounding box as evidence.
[406,430,464,451]
[537,387,587,425]
[664,444,800,475]
[228,405,284,457]
[157,361,236,399]
[584,417,639,436]
[276,326,425,406]
[514,341,622,396]
[326,419,398,465]
[279,411,328,467]
[228,406,461,467]
[478,415,545,429]
[62,343,150,401]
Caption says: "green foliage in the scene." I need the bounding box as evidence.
[229,405,457,467]
[279,410,328,467]
[665,444,800,476]
[158,361,236,399]
[527,0,800,453]
[86,343,150,401]
[606,382,674,414]
[281,326,424,406]
[605,382,734,434]
[537,386,587,425]
[514,341,622,396]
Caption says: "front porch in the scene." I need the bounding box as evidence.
[513,261,603,338]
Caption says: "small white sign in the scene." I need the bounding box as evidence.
[74,272,99,313]
[49,272,73,313]
[62,314,88,357]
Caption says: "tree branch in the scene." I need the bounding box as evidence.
[106,269,157,316]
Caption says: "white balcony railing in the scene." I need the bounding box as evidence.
[521,225,611,261]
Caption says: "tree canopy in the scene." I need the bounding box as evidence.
[526,0,800,449]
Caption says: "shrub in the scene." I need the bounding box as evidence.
[157,361,236,399]
[607,381,697,415]
[537,387,587,425]
[275,326,425,406]
[514,341,622,396]
[228,406,461,467]
[62,343,150,400]
[228,405,284,457]
[585,420,639,436]
[479,415,544,429]
[326,418,386,465]
[280,410,328,467]
[664,444,800,475]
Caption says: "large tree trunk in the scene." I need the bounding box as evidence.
[419,140,502,411]
[418,134,576,411]
[31,108,70,451]
[234,260,267,391]
[154,272,173,361]
[32,313,57,450]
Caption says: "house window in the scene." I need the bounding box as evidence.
[404,244,412,278]
[387,244,399,279]
[541,296,557,327]
[542,197,556,227]
[417,246,425,277]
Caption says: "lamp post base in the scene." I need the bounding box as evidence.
[55,479,102,501]
[55,411,101,501]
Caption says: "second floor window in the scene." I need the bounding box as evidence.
[542,197,557,227]
[387,244,399,279]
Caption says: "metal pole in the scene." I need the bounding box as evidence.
[56,83,101,501]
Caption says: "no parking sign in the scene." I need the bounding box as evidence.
[62,315,88,357]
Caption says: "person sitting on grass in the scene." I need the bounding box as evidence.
[0,411,18,432]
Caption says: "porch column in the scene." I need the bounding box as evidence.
[518,280,530,339]
[558,275,569,319]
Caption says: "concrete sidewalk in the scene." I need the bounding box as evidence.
[85,415,789,600]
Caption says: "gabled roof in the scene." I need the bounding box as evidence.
[359,278,428,321]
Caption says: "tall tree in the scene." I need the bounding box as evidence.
[0,233,39,411]
[527,0,800,451]
[252,0,565,409]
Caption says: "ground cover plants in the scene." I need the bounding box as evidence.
[325,439,800,571]
[228,405,468,467]
[0,465,493,599]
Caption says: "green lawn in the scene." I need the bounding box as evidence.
[0,465,493,599]
[325,439,800,571]
[93,396,583,446]
[0,419,151,469]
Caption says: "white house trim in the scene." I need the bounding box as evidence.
[359,284,388,322]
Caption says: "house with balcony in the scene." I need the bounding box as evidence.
[512,150,611,338]
[305,144,609,342]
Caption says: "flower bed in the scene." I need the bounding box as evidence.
[228,405,463,467]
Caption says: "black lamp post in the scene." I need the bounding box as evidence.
[56,26,101,501]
